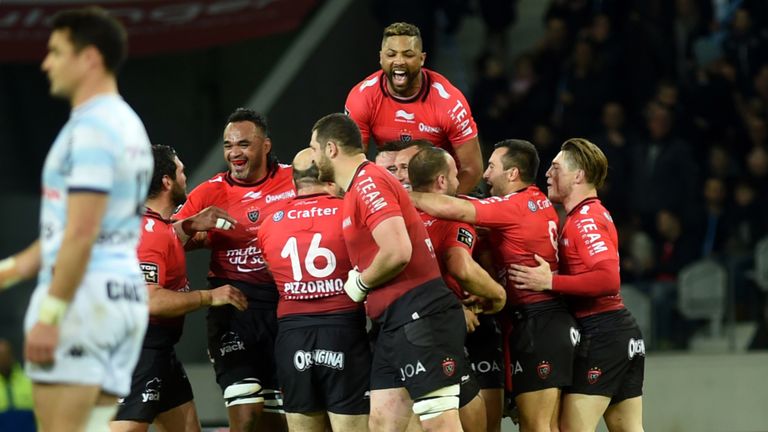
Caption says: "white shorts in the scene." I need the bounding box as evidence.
[24,272,148,397]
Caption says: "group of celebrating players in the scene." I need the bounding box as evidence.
[0,6,645,432]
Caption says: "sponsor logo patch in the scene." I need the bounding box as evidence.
[272,210,285,222]
[457,227,474,248]
[527,200,538,212]
[140,262,159,284]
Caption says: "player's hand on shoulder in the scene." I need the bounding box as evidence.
[187,206,237,232]
[210,284,248,311]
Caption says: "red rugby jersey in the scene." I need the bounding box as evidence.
[343,161,441,319]
[138,208,188,347]
[258,193,360,318]
[174,165,295,286]
[554,198,624,318]
[419,210,476,299]
[470,186,560,306]
[345,68,478,165]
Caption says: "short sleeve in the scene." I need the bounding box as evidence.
[356,172,404,231]
[345,82,374,144]
[66,119,118,193]
[138,222,169,286]
[471,195,518,228]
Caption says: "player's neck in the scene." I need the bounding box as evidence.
[70,73,118,109]
[145,197,175,220]
[387,71,423,99]
[297,184,328,196]
[563,188,598,213]
[498,181,529,196]
[335,154,368,191]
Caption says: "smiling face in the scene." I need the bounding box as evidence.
[41,29,88,100]
[380,35,426,97]
[483,147,513,197]
[223,121,271,182]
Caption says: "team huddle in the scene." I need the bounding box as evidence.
[0,6,646,432]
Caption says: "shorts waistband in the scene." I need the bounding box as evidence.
[509,299,568,321]
[208,277,278,304]
[278,310,366,330]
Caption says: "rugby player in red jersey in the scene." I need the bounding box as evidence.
[174,108,295,432]
[510,138,645,432]
[410,140,579,432]
[258,149,370,432]
[112,145,247,432]
[409,146,508,432]
[345,22,483,194]
[310,113,466,432]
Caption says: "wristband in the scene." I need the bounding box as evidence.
[0,257,20,290]
[38,294,69,325]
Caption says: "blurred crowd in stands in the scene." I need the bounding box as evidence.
[375,0,768,350]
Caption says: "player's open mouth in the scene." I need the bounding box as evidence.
[393,70,407,85]
[232,160,246,167]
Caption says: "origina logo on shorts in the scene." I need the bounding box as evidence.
[442,357,456,377]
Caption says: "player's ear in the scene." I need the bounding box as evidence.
[162,175,172,191]
[420,52,426,67]
[264,137,272,154]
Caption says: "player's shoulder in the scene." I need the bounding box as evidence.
[424,68,466,100]
[190,171,229,194]
[570,198,614,225]
[348,70,383,96]
[140,212,173,246]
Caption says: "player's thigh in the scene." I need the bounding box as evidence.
[34,383,102,432]
[369,388,414,432]
[110,420,150,432]
[459,394,486,432]
[560,393,611,432]
[515,387,561,428]
[286,411,327,432]
[604,396,643,432]
[328,412,370,432]
[154,400,201,432]
[480,388,503,432]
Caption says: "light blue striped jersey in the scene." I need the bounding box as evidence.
[39,94,153,285]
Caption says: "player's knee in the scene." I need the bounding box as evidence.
[85,405,118,432]
[224,378,263,407]
[412,384,460,422]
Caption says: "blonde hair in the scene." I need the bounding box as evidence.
[560,138,608,189]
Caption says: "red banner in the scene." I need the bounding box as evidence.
[0,0,318,62]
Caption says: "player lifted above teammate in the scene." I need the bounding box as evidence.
[175,108,295,432]
[310,113,467,432]
[345,22,483,194]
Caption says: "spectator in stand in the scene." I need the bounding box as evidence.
[507,54,554,139]
[723,8,768,94]
[591,102,636,218]
[629,102,698,230]
[471,52,513,148]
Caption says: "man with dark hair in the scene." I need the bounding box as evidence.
[258,148,370,431]
[392,139,433,189]
[0,7,154,431]
[345,22,484,195]
[112,145,247,432]
[411,139,578,431]
[174,108,295,432]
[374,140,410,175]
[409,147,507,432]
[510,138,645,432]
[310,113,466,432]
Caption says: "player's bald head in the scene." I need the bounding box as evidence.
[292,148,321,187]
[293,148,315,171]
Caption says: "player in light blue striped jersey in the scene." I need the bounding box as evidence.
[0,7,153,432]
